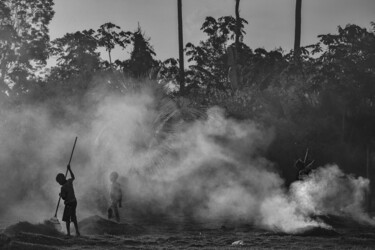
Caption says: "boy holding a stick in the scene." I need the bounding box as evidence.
[56,164,80,236]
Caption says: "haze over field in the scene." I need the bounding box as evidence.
[0,84,373,234]
[1,2,375,249]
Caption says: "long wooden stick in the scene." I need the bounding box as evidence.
[303,148,309,163]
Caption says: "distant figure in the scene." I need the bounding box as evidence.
[56,164,80,236]
[108,171,122,223]
[294,148,315,180]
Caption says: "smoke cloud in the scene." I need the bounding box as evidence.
[0,80,373,233]
[290,165,373,225]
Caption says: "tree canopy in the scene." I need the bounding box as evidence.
[0,0,374,186]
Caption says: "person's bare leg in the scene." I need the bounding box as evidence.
[108,206,113,219]
[72,219,80,236]
[66,222,71,236]
[114,204,120,223]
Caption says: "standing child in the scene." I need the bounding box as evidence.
[108,171,122,223]
[56,164,80,236]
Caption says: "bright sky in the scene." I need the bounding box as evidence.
[49,0,375,62]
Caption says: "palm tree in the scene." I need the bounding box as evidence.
[235,0,240,51]
[177,0,185,94]
[294,0,302,58]
[234,0,241,89]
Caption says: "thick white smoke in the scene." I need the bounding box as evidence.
[290,165,373,225]
[0,83,373,233]
[0,104,82,222]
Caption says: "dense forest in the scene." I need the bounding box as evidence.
[1,0,375,209]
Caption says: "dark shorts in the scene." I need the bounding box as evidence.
[62,200,77,223]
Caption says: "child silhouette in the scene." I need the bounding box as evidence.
[107,171,122,223]
[56,164,80,236]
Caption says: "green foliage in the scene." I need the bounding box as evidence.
[184,16,248,91]
[2,0,375,184]
[187,22,375,181]
[311,24,375,144]
[158,58,180,91]
[95,22,132,64]
[118,26,158,79]
[312,24,375,110]
[0,0,54,95]
[50,30,101,80]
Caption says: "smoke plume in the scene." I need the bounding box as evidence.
[0,81,373,233]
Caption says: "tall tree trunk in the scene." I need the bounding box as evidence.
[108,49,112,65]
[294,0,302,59]
[177,0,185,95]
[235,0,240,49]
[229,0,241,90]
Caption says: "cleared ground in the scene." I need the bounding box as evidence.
[1,214,375,249]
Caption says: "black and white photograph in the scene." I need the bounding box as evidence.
[0,0,375,249]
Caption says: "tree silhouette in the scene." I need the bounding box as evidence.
[0,0,54,96]
[185,16,247,91]
[294,0,302,59]
[177,0,185,94]
[121,26,157,79]
[50,29,101,80]
[231,0,241,89]
[95,22,131,66]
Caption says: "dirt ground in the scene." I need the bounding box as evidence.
[1,215,375,249]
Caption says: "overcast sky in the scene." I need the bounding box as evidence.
[49,0,375,62]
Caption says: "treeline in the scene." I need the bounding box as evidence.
[1,0,375,187]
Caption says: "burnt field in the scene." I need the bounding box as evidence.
[1,214,375,249]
